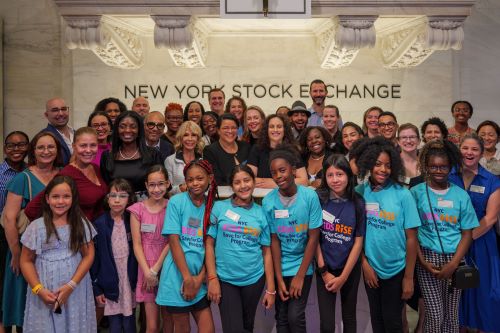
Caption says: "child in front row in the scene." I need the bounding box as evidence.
[20,175,97,332]
[315,154,366,333]
[91,179,138,333]
[156,159,216,333]
[262,146,322,333]
[129,165,173,333]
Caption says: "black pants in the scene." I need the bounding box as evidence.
[316,262,361,333]
[218,275,266,333]
[364,269,405,333]
[275,275,313,333]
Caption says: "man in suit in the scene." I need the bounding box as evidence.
[41,97,74,165]
[144,111,174,162]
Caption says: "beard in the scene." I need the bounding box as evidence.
[313,96,325,106]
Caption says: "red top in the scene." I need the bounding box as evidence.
[25,164,109,222]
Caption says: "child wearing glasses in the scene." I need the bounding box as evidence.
[20,176,97,332]
[128,165,173,332]
[91,178,138,332]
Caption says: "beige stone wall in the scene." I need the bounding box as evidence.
[0,0,73,138]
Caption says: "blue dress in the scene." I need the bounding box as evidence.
[2,170,46,327]
[20,218,97,333]
[449,166,500,332]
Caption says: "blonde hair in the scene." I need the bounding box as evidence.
[174,121,204,154]
[242,105,266,142]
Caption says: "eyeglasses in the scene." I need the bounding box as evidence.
[428,165,450,172]
[147,182,168,189]
[48,107,70,113]
[378,122,396,128]
[399,136,418,141]
[91,122,110,129]
[146,122,165,130]
[108,193,129,199]
[5,142,28,150]
[35,145,57,152]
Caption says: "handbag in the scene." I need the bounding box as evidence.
[0,171,32,234]
[425,184,479,289]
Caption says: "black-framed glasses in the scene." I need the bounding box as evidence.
[5,142,28,150]
[146,122,165,130]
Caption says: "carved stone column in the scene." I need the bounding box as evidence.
[426,16,466,50]
[317,15,377,69]
[64,16,109,50]
[152,15,208,68]
[63,15,145,69]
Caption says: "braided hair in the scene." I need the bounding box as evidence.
[183,159,218,240]
[418,139,461,180]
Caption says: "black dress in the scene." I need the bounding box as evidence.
[203,141,251,186]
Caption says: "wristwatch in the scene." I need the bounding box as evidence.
[316,265,328,275]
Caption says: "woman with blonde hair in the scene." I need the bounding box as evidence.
[165,121,205,195]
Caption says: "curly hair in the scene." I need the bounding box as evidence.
[418,139,461,179]
[258,114,295,151]
[298,126,332,158]
[420,117,448,141]
[354,137,404,184]
[94,97,127,114]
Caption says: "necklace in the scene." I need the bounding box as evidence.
[310,154,325,161]
[119,148,139,160]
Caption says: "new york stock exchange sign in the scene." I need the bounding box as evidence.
[124,83,402,101]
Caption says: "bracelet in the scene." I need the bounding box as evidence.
[265,289,276,295]
[207,275,218,281]
[32,283,44,295]
[150,268,158,277]
[66,280,77,290]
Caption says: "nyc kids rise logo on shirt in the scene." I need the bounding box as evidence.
[181,217,203,247]
[321,210,353,245]
[365,202,396,230]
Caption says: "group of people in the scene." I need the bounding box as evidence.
[0,78,498,333]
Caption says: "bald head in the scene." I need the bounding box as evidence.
[45,97,69,129]
[132,96,150,117]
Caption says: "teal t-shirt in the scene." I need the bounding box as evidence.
[356,181,421,279]
[156,192,207,307]
[410,182,479,254]
[207,198,270,286]
[262,185,322,277]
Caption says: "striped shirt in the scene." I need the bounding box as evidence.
[0,160,25,214]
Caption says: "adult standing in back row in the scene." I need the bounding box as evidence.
[41,97,74,166]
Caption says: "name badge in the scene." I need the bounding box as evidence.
[225,210,240,222]
[141,223,156,233]
[274,210,289,219]
[437,200,454,208]
[366,202,380,212]
[322,210,335,224]
[403,176,411,185]
[188,217,201,228]
[469,185,485,194]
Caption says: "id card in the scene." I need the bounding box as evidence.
[141,223,156,233]
[366,202,380,212]
[225,210,241,222]
[437,200,454,208]
[469,185,485,194]
[322,210,335,224]
[274,210,289,219]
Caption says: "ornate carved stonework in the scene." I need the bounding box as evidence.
[379,20,434,69]
[64,15,144,69]
[152,15,193,49]
[93,25,145,69]
[316,16,376,69]
[64,16,110,50]
[167,25,208,68]
[426,16,466,50]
